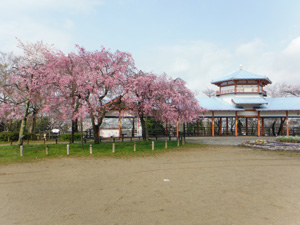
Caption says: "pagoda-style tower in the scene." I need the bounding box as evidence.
[211,67,271,98]
[199,67,300,137]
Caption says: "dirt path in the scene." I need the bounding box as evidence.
[1,145,300,225]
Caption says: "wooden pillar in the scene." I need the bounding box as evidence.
[257,112,261,137]
[176,119,179,138]
[118,111,121,138]
[132,117,135,137]
[234,81,237,93]
[262,118,265,136]
[226,117,229,135]
[219,118,222,135]
[197,119,199,136]
[212,111,215,137]
[235,112,238,137]
[286,111,289,136]
[246,118,248,135]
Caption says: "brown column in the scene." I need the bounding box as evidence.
[257,112,261,137]
[262,118,265,136]
[246,118,248,135]
[286,111,289,136]
[234,81,237,93]
[212,111,215,137]
[226,117,229,135]
[235,112,238,137]
[197,119,199,136]
[219,118,222,135]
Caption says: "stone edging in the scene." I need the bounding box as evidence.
[241,140,300,151]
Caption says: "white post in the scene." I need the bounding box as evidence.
[165,140,167,149]
[177,138,180,147]
[112,143,115,153]
[20,145,23,157]
[67,144,70,155]
[46,145,49,156]
[89,144,93,155]
[152,141,154,151]
[134,142,136,152]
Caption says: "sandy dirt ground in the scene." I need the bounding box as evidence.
[1,145,300,225]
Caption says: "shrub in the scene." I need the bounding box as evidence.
[0,132,37,141]
[24,133,37,140]
[0,132,19,141]
[60,133,82,141]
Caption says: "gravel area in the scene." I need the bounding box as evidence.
[1,145,300,225]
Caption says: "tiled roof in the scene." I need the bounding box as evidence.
[211,70,272,84]
[198,97,300,112]
[197,97,244,111]
[257,98,300,111]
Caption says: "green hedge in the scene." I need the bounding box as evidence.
[0,132,37,141]
[60,133,82,141]
[276,136,300,143]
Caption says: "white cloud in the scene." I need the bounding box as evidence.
[236,38,265,56]
[0,0,105,14]
[283,36,300,55]
[0,17,74,53]
[135,41,232,96]
[135,37,300,97]
[0,0,102,53]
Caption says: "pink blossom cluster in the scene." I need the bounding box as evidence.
[0,41,206,141]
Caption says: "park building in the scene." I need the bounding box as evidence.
[92,67,300,140]
[197,67,300,137]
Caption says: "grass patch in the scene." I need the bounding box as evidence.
[276,136,300,143]
[0,140,201,165]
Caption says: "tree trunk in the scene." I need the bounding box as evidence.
[18,100,30,145]
[139,115,146,140]
[81,119,83,148]
[74,118,78,132]
[271,119,277,136]
[90,116,99,144]
[29,111,37,134]
[145,115,149,143]
[277,118,286,136]
[91,114,104,144]
[71,118,79,143]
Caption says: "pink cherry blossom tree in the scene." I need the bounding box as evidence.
[0,40,53,145]
[124,71,159,141]
[167,77,205,123]
[75,46,135,144]
[125,72,205,141]
[0,52,20,131]
[42,49,87,143]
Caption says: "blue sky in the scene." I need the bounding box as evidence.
[1,0,300,96]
